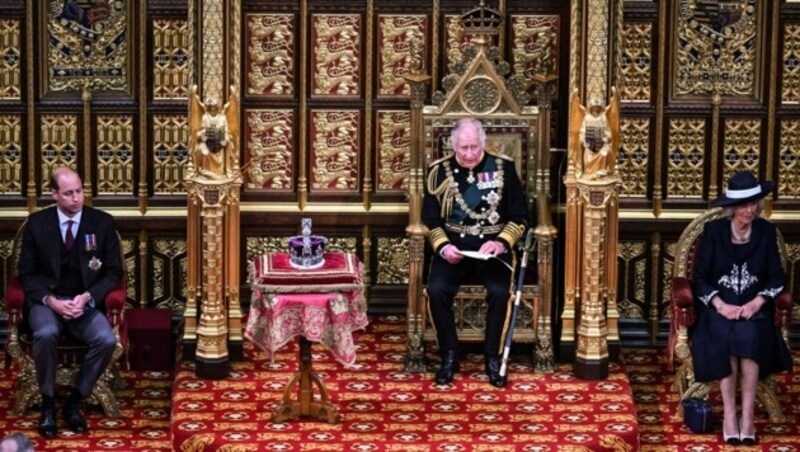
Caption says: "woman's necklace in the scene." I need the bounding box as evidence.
[731,222,751,244]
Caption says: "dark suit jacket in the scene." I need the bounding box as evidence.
[17,205,122,313]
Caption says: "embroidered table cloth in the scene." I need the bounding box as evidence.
[245,252,368,366]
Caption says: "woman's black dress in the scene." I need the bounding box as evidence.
[690,217,793,383]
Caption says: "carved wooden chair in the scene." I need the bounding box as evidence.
[5,206,128,417]
[404,9,556,373]
[669,207,792,422]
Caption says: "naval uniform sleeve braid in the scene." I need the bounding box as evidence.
[497,159,528,249]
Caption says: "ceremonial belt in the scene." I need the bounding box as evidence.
[445,222,505,237]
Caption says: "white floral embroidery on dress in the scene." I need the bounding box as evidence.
[758,286,783,299]
[717,263,758,295]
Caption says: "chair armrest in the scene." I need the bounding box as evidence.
[5,275,24,326]
[774,289,792,330]
[104,285,126,328]
[672,277,694,309]
[668,276,696,371]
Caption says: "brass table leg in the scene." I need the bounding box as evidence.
[272,336,340,424]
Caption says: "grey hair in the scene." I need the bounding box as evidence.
[722,198,765,219]
[450,118,487,150]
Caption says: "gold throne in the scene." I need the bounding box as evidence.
[669,207,793,422]
[404,2,556,373]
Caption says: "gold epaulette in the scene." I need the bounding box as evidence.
[485,149,513,161]
[428,153,454,168]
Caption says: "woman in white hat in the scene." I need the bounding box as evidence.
[691,171,792,445]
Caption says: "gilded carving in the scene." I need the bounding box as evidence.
[312,15,360,96]
[325,237,358,254]
[189,85,240,180]
[666,118,705,198]
[245,110,293,190]
[0,19,21,99]
[618,117,649,197]
[376,237,409,285]
[46,0,129,92]
[310,111,359,191]
[0,239,12,312]
[153,114,190,194]
[245,236,286,262]
[40,115,78,192]
[247,14,294,96]
[152,239,188,313]
[246,236,359,263]
[462,77,500,114]
[121,238,136,306]
[674,0,759,96]
[376,111,411,191]
[378,15,426,96]
[96,115,134,195]
[0,115,22,195]
[585,0,610,100]
[783,24,800,103]
[445,15,469,72]
[617,242,646,320]
[201,0,225,102]
[663,241,677,318]
[511,16,558,80]
[779,119,800,198]
[153,19,190,100]
[619,22,652,102]
[721,118,760,185]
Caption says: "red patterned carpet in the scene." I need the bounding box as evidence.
[0,315,798,451]
[628,347,800,451]
[171,315,638,451]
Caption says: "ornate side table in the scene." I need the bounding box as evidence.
[245,252,368,423]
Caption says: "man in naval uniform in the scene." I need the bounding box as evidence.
[423,118,526,387]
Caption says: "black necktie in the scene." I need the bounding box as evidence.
[65,220,74,250]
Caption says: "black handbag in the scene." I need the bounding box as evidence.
[682,397,713,433]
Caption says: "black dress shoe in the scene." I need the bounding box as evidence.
[434,350,459,385]
[63,400,88,433]
[38,405,57,438]
[485,355,507,388]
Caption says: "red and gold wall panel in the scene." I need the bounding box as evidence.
[245,14,295,97]
[244,109,295,191]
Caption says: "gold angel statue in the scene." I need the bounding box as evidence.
[189,85,240,179]
[569,87,620,180]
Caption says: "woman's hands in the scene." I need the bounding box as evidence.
[712,295,765,320]
[740,295,766,320]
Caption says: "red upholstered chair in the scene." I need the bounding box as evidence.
[5,211,127,417]
[669,207,792,422]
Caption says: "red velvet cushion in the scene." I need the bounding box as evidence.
[252,252,363,292]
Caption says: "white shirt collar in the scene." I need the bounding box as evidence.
[57,208,82,227]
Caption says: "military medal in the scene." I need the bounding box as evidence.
[88,256,102,271]
[84,234,97,252]
[467,170,476,184]
[477,171,499,189]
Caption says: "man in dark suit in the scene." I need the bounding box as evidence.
[423,118,527,388]
[17,167,120,438]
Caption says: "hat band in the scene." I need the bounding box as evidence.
[726,185,761,199]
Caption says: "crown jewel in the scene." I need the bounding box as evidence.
[460,0,502,37]
[288,218,327,269]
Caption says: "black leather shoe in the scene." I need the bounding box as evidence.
[38,405,57,438]
[485,355,507,388]
[434,350,459,385]
[63,400,88,433]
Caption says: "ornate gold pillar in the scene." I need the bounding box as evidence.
[185,0,243,376]
[562,0,623,364]
[403,47,431,373]
[573,179,618,379]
